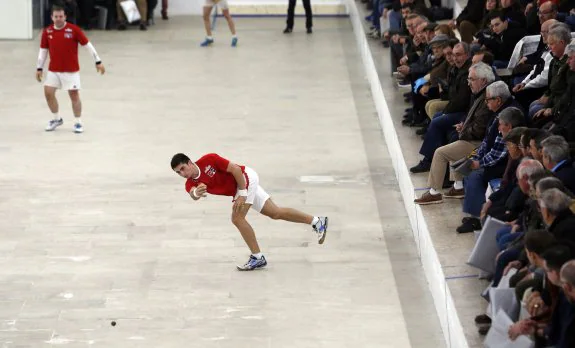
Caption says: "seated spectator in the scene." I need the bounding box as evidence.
[410,42,473,173]
[472,48,495,66]
[449,0,487,43]
[423,41,458,120]
[541,135,575,192]
[117,0,148,31]
[537,42,575,141]
[508,243,574,343]
[529,24,571,123]
[414,62,497,205]
[483,151,540,223]
[499,0,527,27]
[433,23,456,39]
[476,11,527,68]
[539,188,575,242]
[554,260,575,347]
[525,0,559,35]
[458,103,525,233]
[529,128,552,161]
[512,19,558,112]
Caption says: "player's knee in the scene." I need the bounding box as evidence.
[68,91,80,101]
[268,209,282,220]
[203,13,210,20]
[231,213,245,225]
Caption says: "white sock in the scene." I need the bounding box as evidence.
[206,36,213,40]
[429,188,440,195]
[74,117,82,125]
[311,216,319,226]
[232,34,237,39]
[252,252,263,259]
[453,181,464,190]
[52,112,59,121]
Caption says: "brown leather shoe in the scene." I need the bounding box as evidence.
[414,191,443,205]
[444,187,465,199]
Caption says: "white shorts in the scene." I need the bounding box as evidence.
[44,71,81,90]
[205,0,228,9]
[234,167,270,213]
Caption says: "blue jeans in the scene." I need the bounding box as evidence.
[528,100,545,122]
[419,112,466,161]
[388,10,402,31]
[463,169,487,217]
[493,60,509,69]
[495,225,518,250]
[371,0,381,30]
[492,246,522,287]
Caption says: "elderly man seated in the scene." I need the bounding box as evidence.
[457,97,525,233]
[541,135,575,193]
[414,62,496,205]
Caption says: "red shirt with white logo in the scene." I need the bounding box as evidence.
[185,153,248,197]
[40,23,89,72]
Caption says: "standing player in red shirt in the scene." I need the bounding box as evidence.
[36,5,106,134]
[171,153,328,271]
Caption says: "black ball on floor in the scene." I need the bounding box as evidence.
[111,321,116,326]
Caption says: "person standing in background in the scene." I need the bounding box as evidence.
[284,0,313,34]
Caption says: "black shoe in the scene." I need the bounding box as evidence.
[474,314,492,326]
[410,160,431,173]
[283,27,293,34]
[478,326,491,336]
[306,27,312,34]
[139,23,147,31]
[415,127,427,136]
[117,23,127,30]
[405,108,413,113]
[382,40,390,48]
[409,121,426,128]
[456,217,481,233]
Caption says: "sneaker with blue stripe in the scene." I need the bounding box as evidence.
[313,216,328,244]
[237,255,267,271]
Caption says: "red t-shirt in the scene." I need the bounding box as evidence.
[40,23,89,73]
[185,153,248,197]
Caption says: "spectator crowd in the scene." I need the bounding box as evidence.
[360,0,575,345]
[46,0,169,31]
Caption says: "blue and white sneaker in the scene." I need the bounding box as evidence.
[313,216,328,244]
[237,255,267,271]
[74,123,83,133]
[200,38,214,47]
[45,118,63,131]
[231,37,238,47]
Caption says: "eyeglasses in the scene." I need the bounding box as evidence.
[484,96,499,102]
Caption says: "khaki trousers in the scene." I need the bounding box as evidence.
[425,99,449,119]
[427,140,480,190]
[117,0,148,23]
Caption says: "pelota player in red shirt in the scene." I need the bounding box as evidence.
[171,153,328,271]
[36,5,106,134]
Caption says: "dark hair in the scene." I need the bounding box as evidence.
[542,243,575,271]
[529,170,554,190]
[489,10,507,22]
[171,153,191,169]
[482,50,495,66]
[521,128,537,148]
[531,129,552,150]
[51,4,66,14]
[524,230,556,254]
[503,126,526,144]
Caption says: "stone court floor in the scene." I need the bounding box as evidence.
[0,17,444,347]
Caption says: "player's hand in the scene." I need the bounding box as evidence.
[36,70,43,82]
[190,183,207,200]
[233,196,247,213]
[96,63,106,75]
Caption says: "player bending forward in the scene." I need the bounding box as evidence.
[171,153,328,271]
[37,5,105,134]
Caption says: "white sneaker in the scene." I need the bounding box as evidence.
[312,217,328,244]
[45,118,63,131]
[74,123,83,133]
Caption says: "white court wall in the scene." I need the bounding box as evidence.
[168,0,347,15]
[0,0,33,39]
